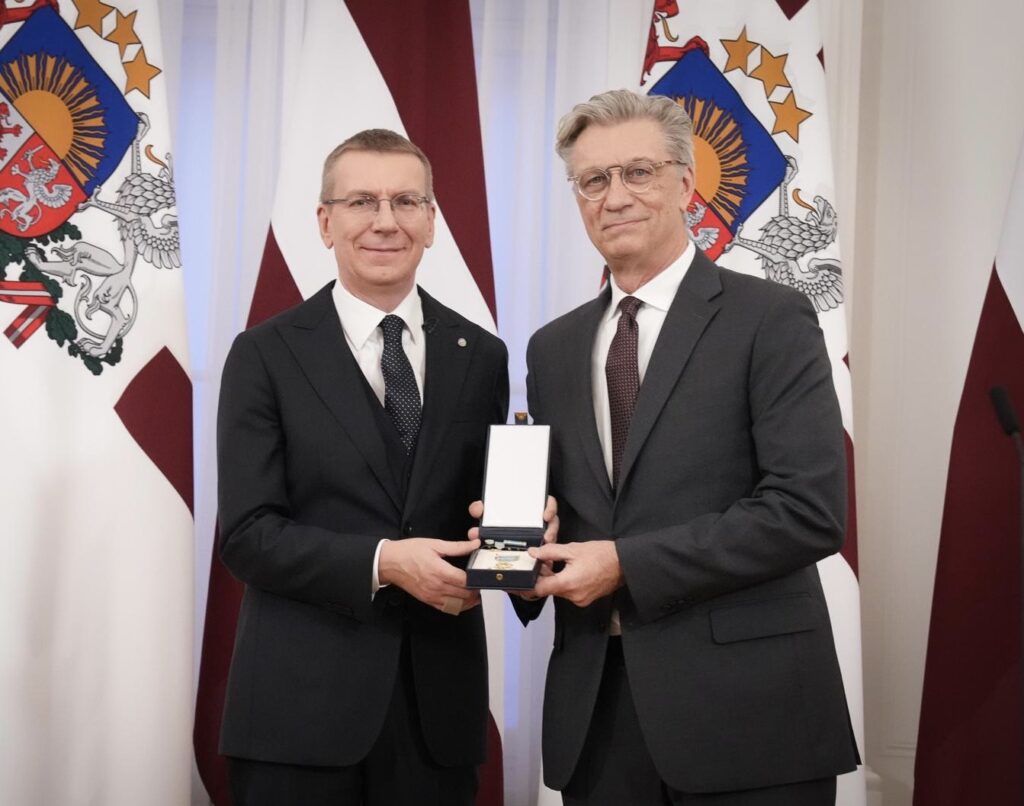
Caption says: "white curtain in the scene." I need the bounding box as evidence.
[171,3,308,801]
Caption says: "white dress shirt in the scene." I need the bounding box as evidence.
[331,280,426,596]
[331,280,426,405]
[591,240,696,482]
[590,241,696,634]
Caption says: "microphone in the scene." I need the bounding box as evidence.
[990,386,1021,436]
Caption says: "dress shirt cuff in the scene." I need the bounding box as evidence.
[372,538,390,598]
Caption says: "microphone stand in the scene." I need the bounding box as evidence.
[990,386,1024,775]
[1013,430,1024,780]
[1014,430,1024,775]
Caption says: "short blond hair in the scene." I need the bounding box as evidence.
[320,129,434,201]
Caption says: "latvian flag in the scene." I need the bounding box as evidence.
[914,144,1024,804]
[192,2,505,804]
[1,2,193,804]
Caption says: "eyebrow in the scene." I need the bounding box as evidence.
[576,156,659,170]
[336,188,425,197]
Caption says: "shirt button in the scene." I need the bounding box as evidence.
[403,523,413,536]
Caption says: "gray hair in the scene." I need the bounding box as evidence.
[320,129,434,202]
[555,89,694,173]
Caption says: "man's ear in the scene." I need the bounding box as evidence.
[677,164,696,213]
[316,204,333,248]
[424,203,436,249]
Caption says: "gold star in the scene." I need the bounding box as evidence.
[769,91,812,141]
[720,27,758,74]
[750,46,790,96]
[72,0,115,36]
[124,46,161,98]
[106,10,141,59]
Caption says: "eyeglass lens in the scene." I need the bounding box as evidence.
[575,161,665,200]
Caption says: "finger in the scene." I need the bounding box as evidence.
[461,590,482,610]
[529,543,572,561]
[431,582,474,601]
[543,495,558,520]
[432,569,472,595]
[441,596,462,616]
[435,538,481,558]
[467,526,480,541]
[468,499,484,519]
[533,574,565,599]
[543,514,559,544]
[415,569,472,601]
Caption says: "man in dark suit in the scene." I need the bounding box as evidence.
[523,90,859,805]
[216,129,508,805]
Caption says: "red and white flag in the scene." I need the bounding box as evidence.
[641,2,865,804]
[192,2,504,803]
[914,145,1024,804]
[0,1,192,804]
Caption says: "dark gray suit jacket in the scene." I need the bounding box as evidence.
[524,251,859,793]
[216,282,508,768]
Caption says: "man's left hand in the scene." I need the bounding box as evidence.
[528,541,623,607]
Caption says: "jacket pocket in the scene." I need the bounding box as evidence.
[709,593,817,644]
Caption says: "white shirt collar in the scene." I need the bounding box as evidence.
[607,239,696,314]
[331,280,424,348]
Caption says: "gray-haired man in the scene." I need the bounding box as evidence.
[523,89,859,806]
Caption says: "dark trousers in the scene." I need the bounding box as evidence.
[562,638,837,806]
[228,639,478,806]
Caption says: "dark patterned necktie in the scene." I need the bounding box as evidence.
[379,314,421,453]
[606,296,642,489]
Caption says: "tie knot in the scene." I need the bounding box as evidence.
[618,296,642,320]
[380,314,406,345]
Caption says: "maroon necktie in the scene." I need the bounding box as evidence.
[606,296,642,490]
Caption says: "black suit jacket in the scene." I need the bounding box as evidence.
[524,252,859,793]
[216,282,508,768]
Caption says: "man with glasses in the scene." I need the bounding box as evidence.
[216,129,508,805]
[521,90,859,805]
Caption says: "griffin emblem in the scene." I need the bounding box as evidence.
[724,156,843,312]
[24,113,180,358]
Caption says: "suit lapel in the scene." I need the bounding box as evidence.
[404,289,473,516]
[570,287,615,505]
[278,284,403,513]
[618,251,722,492]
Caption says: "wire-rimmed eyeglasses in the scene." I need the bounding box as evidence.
[321,193,431,219]
[568,159,686,201]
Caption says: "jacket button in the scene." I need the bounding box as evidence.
[403,523,413,536]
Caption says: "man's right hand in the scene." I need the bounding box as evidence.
[378,538,481,614]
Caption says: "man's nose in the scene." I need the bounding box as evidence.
[603,169,633,208]
[371,200,400,230]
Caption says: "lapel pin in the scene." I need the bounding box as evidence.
[457,337,467,347]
